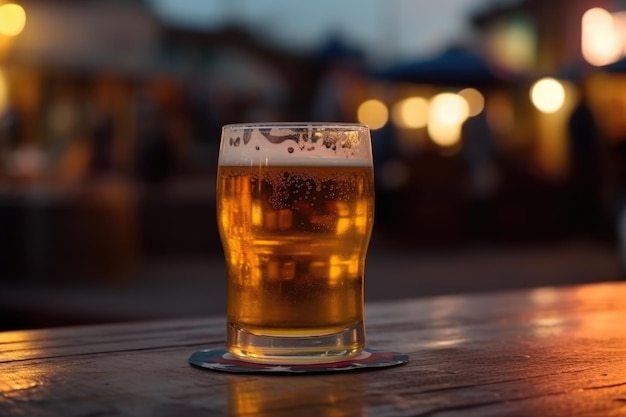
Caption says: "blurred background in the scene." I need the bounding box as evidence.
[1,0,625,331]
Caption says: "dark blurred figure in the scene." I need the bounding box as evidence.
[370,123,400,234]
[310,37,365,122]
[462,110,499,240]
[70,78,140,283]
[184,81,221,169]
[311,62,355,122]
[612,133,626,276]
[89,110,115,176]
[135,88,174,185]
[567,87,603,237]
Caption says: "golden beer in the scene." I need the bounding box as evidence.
[217,123,373,363]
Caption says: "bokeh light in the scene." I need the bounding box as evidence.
[428,93,469,147]
[0,3,26,37]
[357,99,388,130]
[458,88,485,117]
[486,16,536,72]
[429,93,469,125]
[391,96,429,129]
[530,77,565,113]
[582,8,622,66]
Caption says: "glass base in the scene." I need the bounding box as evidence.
[227,321,365,364]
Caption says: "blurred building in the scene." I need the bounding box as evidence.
[471,0,626,240]
[4,0,159,74]
[349,0,626,244]
[1,0,625,282]
[473,0,614,72]
[1,0,625,331]
[0,0,360,283]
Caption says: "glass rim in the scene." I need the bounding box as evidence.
[223,122,369,131]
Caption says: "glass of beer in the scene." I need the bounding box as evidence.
[217,123,374,364]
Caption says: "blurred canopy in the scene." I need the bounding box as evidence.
[374,46,514,87]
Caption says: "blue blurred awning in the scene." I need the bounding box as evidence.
[373,46,512,87]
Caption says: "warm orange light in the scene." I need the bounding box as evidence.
[428,123,463,148]
[486,18,536,72]
[582,8,622,66]
[458,88,485,117]
[357,99,388,130]
[0,330,49,399]
[0,3,26,37]
[0,67,7,114]
[530,78,565,113]
[391,97,429,129]
[429,93,469,125]
[428,93,468,147]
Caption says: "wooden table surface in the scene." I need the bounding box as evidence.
[2,281,626,416]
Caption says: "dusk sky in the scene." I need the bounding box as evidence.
[148,0,501,62]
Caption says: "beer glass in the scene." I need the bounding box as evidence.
[217,123,374,364]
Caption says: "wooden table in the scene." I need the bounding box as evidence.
[2,281,626,416]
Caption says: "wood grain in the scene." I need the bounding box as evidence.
[1,282,626,416]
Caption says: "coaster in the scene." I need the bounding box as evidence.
[188,348,408,374]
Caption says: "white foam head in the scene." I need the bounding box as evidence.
[219,123,372,166]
